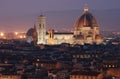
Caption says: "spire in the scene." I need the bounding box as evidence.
[84,4,89,12]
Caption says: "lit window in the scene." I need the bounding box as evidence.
[109,65,111,67]
[73,55,76,58]
[77,55,79,58]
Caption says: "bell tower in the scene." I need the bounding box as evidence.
[37,15,46,44]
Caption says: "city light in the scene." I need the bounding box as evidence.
[19,35,23,39]
[23,35,26,38]
[15,32,18,35]
[0,32,4,37]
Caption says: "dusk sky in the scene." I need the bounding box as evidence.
[0,0,120,32]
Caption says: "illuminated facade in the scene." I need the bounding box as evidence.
[37,15,46,44]
[35,6,103,45]
[70,71,100,79]
[0,75,21,79]
[73,6,103,44]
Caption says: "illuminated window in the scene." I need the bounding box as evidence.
[80,55,84,58]
[77,55,79,58]
[106,65,108,67]
[73,55,76,58]
[36,63,39,67]
[96,55,98,57]
[84,55,87,58]
[109,65,111,67]
[112,65,115,68]
[87,55,90,58]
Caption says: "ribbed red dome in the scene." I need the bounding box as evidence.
[74,11,98,30]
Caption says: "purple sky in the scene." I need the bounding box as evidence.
[0,0,120,32]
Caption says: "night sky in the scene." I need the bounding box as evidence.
[0,0,120,32]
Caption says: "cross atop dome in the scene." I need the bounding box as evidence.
[84,4,89,12]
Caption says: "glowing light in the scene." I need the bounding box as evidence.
[15,32,18,35]
[0,32,4,36]
[19,35,23,38]
[84,4,88,12]
[23,35,26,38]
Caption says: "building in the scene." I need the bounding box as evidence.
[0,75,21,79]
[70,71,100,79]
[33,60,65,70]
[107,68,120,77]
[102,58,120,69]
[73,6,103,44]
[26,28,34,43]
[33,60,57,70]
[28,6,103,45]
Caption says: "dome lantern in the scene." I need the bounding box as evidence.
[84,5,89,12]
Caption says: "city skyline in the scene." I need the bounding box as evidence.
[0,1,120,78]
[0,0,120,32]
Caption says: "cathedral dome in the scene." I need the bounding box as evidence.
[26,28,34,36]
[74,6,98,30]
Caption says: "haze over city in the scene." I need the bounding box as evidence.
[0,0,120,32]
